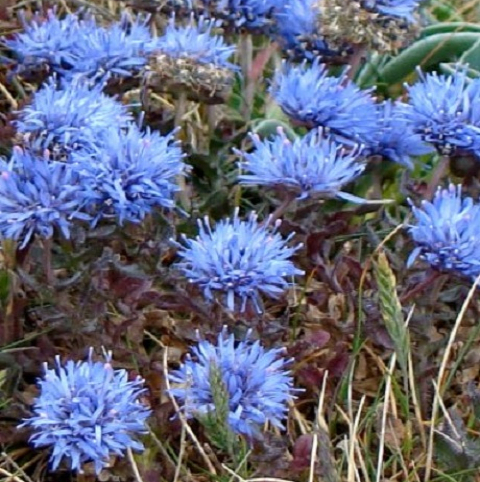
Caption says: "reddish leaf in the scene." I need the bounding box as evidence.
[290,434,313,472]
[304,328,331,349]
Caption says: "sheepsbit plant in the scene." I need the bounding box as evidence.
[155,16,237,68]
[168,328,297,440]
[3,10,155,82]
[408,184,480,278]
[1,10,88,76]
[320,0,422,52]
[403,67,480,156]
[72,123,187,226]
[148,16,237,102]
[63,13,155,82]
[200,0,279,33]
[362,0,422,20]
[237,128,366,202]
[274,0,342,61]
[271,59,377,144]
[174,210,304,312]
[15,78,132,157]
[363,100,434,168]
[0,148,89,249]
[20,349,151,474]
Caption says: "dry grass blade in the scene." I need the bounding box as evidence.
[375,353,397,482]
[424,274,480,482]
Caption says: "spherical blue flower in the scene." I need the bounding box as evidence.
[0,148,89,249]
[274,0,340,61]
[65,13,155,82]
[20,348,151,474]
[403,67,480,156]
[408,184,480,278]
[174,210,304,312]
[15,78,132,156]
[3,10,155,83]
[169,328,297,440]
[72,123,187,226]
[365,0,422,21]
[1,10,89,75]
[271,59,377,144]
[237,128,366,202]
[363,100,434,168]
[201,0,278,33]
[155,16,237,69]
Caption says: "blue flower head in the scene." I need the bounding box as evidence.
[408,184,480,278]
[64,13,155,82]
[148,16,237,102]
[174,210,304,312]
[237,128,366,202]
[2,10,89,75]
[404,67,480,156]
[72,123,187,226]
[20,348,151,474]
[3,10,155,83]
[274,0,340,61]
[366,0,422,21]
[155,16,237,69]
[169,328,297,440]
[0,148,89,249]
[15,78,132,156]
[201,0,278,33]
[363,100,434,168]
[271,59,377,144]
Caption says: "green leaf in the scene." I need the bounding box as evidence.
[460,37,480,72]
[355,52,391,88]
[378,33,480,85]
[421,22,480,38]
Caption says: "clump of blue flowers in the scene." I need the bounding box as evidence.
[408,184,480,278]
[147,16,237,102]
[15,78,132,157]
[174,210,304,312]
[3,10,155,83]
[0,148,89,249]
[20,348,151,474]
[169,328,297,440]
[64,13,155,83]
[404,67,480,157]
[271,59,377,144]
[237,128,366,202]
[72,123,187,226]
[2,10,87,77]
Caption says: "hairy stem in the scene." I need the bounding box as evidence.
[265,192,297,226]
[42,237,54,286]
[425,155,449,199]
[345,43,367,81]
